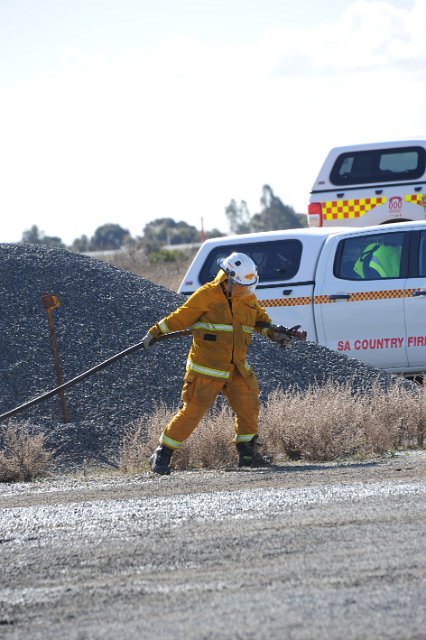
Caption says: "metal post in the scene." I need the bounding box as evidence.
[42,293,69,423]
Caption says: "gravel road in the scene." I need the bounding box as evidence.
[1,451,426,640]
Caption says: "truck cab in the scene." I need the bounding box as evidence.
[308,140,426,228]
[178,222,426,376]
[179,227,345,343]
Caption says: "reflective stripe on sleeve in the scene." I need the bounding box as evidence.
[158,319,171,334]
[159,434,183,449]
[242,325,254,334]
[191,322,233,332]
[235,433,256,443]
[186,358,230,379]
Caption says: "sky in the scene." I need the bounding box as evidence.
[1,0,425,245]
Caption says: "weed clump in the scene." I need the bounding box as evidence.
[0,422,53,482]
[119,404,173,473]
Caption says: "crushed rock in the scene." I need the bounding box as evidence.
[0,244,413,466]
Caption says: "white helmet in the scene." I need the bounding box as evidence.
[218,252,258,287]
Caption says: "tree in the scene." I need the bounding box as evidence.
[141,218,200,253]
[22,225,43,244]
[21,225,65,248]
[225,186,305,235]
[42,235,65,248]
[90,224,130,251]
[173,221,201,244]
[70,235,91,253]
[250,185,304,232]
[205,228,225,240]
[225,199,252,234]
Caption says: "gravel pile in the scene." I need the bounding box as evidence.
[0,243,411,466]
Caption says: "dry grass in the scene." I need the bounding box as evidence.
[119,404,173,473]
[171,403,237,470]
[119,381,426,472]
[96,247,196,292]
[260,382,424,461]
[119,401,238,473]
[0,423,53,482]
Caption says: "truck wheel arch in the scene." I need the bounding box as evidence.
[380,218,412,225]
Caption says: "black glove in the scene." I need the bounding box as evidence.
[269,324,307,347]
[269,329,292,347]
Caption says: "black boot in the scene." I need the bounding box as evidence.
[149,445,173,475]
[236,435,272,468]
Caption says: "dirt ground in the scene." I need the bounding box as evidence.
[1,451,426,640]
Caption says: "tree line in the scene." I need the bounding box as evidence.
[20,185,306,253]
[225,185,305,234]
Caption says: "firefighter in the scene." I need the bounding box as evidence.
[354,242,402,278]
[142,252,291,475]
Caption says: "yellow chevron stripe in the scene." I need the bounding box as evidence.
[405,193,426,206]
[322,197,386,221]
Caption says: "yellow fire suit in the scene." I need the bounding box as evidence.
[147,270,273,449]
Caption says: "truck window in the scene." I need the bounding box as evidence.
[330,146,426,186]
[334,232,405,280]
[199,240,302,284]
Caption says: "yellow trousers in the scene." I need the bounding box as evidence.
[159,368,260,449]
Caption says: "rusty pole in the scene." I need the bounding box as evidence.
[42,293,69,423]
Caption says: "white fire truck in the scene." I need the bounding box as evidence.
[179,221,426,377]
[308,139,426,228]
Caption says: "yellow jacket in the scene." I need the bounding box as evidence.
[148,271,272,380]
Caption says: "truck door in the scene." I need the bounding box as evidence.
[404,230,426,369]
[314,230,410,370]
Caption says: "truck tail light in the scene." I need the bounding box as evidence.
[308,202,323,227]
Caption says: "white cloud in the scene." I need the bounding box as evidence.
[254,0,426,77]
[0,0,425,244]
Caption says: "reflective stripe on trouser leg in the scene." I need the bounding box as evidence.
[222,370,260,443]
[161,373,225,445]
[159,433,183,449]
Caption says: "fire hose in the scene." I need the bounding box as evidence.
[0,323,306,423]
[0,330,191,423]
